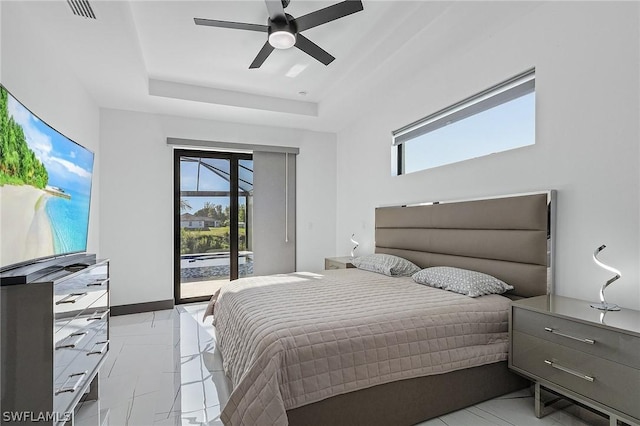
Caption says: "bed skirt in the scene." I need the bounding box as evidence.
[286,361,529,426]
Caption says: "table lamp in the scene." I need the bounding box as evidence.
[590,244,621,311]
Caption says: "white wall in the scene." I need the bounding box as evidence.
[1,2,101,255]
[5,0,637,312]
[336,2,640,309]
[100,109,336,307]
[0,2,3,84]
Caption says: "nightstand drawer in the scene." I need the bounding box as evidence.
[512,331,640,419]
[324,257,355,270]
[513,307,640,369]
[325,260,343,270]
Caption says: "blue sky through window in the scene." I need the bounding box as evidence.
[403,92,535,173]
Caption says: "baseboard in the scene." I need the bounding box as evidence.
[110,299,174,316]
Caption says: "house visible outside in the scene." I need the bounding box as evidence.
[180,213,222,229]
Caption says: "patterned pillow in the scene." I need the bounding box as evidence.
[412,266,514,297]
[352,254,421,277]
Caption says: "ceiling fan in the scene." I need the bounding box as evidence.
[194,0,364,69]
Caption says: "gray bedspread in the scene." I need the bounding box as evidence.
[204,268,511,426]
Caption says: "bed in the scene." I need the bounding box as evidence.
[204,191,555,426]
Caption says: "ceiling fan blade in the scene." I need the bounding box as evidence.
[249,41,275,69]
[194,18,268,32]
[295,34,335,66]
[265,0,287,21]
[294,0,363,32]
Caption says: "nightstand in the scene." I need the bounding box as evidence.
[509,295,640,426]
[324,256,355,270]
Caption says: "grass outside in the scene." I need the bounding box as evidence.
[183,226,246,238]
[181,226,248,254]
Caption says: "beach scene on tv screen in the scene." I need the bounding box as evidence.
[0,87,94,269]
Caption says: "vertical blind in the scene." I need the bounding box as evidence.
[252,151,296,275]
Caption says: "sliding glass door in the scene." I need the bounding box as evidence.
[174,150,253,303]
[238,158,253,278]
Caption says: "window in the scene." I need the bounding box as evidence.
[393,69,535,175]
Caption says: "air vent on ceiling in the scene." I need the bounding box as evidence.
[67,0,96,19]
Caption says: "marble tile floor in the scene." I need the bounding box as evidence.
[76,303,605,426]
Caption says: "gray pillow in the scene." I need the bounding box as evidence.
[412,266,514,297]
[352,254,421,277]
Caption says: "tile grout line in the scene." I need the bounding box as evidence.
[473,404,517,425]
[124,399,134,426]
[107,343,126,378]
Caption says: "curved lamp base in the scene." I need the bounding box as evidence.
[590,302,621,311]
[591,245,622,312]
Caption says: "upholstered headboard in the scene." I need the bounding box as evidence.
[375,192,555,298]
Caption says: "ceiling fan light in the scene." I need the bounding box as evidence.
[269,31,296,49]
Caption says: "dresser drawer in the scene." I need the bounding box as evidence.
[53,318,108,415]
[54,306,109,382]
[54,288,108,333]
[54,264,109,322]
[512,330,640,419]
[54,320,97,382]
[512,307,640,369]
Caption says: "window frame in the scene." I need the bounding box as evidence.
[393,68,535,175]
[173,149,253,305]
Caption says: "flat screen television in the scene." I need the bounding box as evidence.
[0,85,94,272]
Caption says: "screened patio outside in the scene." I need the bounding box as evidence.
[178,155,253,299]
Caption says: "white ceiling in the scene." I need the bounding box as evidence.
[9,1,538,132]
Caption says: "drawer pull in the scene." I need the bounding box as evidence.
[544,359,594,382]
[87,309,110,321]
[55,331,88,349]
[544,327,595,345]
[55,371,87,395]
[56,292,88,305]
[87,340,109,356]
[86,278,108,287]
